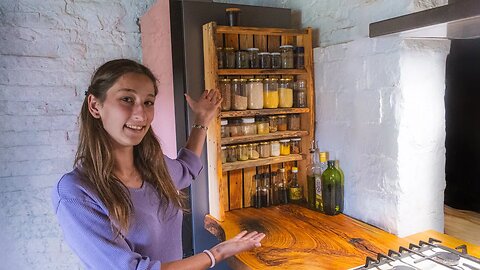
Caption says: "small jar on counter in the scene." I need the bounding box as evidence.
[294,79,307,108]
[221,146,227,163]
[247,48,260,68]
[290,138,301,154]
[219,78,231,111]
[231,79,247,110]
[217,47,225,69]
[268,115,278,133]
[259,141,271,158]
[295,46,305,69]
[279,45,294,69]
[271,52,281,69]
[287,114,301,131]
[228,118,242,137]
[246,78,263,109]
[256,116,270,135]
[279,139,291,155]
[226,145,238,162]
[263,78,279,109]
[248,143,260,160]
[241,117,257,136]
[238,144,249,161]
[236,50,249,69]
[277,115,287,131]
[221,119,229,138]
[278,78,293,108]
[225,47,235,69]
[258,52,271,69]
[270,140,280,157]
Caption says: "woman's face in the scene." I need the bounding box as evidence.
[89,72,156,149]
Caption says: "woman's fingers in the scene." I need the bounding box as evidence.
[233,230,248,239]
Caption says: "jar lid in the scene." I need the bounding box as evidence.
[239,78,248,82]
[248,78,262,82]
[238,144,248,147]
[258,52,271,55]
[226,7,241,12]
[279,139,291,142]
[220,78,231,82]
[291,138,301,141]
[271,140,279,143]
[263,78,278,81]
[224,47,234,50]
[268,115,277,119]
[242,117,255,123]
[279,78,292,82]
[292,166,298,172]
[278,115,287,118]
[279,45,294,49]
[229,118,242,124]
[271,52,281,55]
[217,47,223,50]
[250,143,259,146]
[221,120,228,125]
[221,146,227,149]
[247,47,259,51]
[227,145,238,148]
[279,168,285,172]
[232,78,241,82]
[259,142,269,145]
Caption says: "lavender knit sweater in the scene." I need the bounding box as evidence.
[51,148,203,270]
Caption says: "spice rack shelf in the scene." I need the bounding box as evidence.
[221,130,308,145]
[218,69,306,75]
[222,154,303,172]
[220,108,309,118]
[203,22,315,221]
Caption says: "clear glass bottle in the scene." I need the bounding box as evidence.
[279,45,294,69]
[219,78,231,111]
[235,50,249,69]
[259,141,270,158]
[277,115,287,131]
[258,52,271,69]
[270,140,280,157]
[322,160,342,215]
[271,52,281,69]
[335,160,345,213]
[288,167,303,203]
[221,146,227,164]
[317,151,329,211]
[279,139,291,156]
[231,79,247,110]
[253,174,269,208]
[241,117,256,135]
[226,145,238,162]
[220,119,229,138]
[294,79,307,108]
[278,78,293,108]
[263,78,279,109]
[238,144,249,161]
[247,48,259,68]
[268,115,278,133]
[246,78,263,109]
[225,47,235,69]
[217,47,225,69]
[275,168,288,204]
[307,142,322,210]
[290,138,301,154]
[256,116,269,135]
[295,46,305,69]
[287,114,301,131]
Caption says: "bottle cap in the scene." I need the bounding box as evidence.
[242,117,255,124]
[221,120,228,125]
[292,167,298,173]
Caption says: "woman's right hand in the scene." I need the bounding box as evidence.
[209,230,266,263]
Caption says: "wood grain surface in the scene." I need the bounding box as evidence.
[205,204,480,269]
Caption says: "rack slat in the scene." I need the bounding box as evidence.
[223,154,303,172]
[220,108,309,118]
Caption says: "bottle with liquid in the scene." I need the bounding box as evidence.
[288,167,303,204]
[317,151,329,211]
[275,168,288,205]
[334,160,345,212]
[253,174,269,208]
[307,143,322,210]
[321,160,342,215]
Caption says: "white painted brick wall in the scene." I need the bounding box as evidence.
[0,0,155,268]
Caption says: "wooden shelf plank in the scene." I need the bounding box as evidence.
[218,69,306,75]
[216,25,308,36]
[221,108,309,118]
[221,130,308,145]
[222,154,303,172]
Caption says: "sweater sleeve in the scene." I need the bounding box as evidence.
[164,147,203,190]
[52,174,161,270]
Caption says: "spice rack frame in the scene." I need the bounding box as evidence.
[203,22,315,221]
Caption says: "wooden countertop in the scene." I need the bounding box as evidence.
[204,204,480,269]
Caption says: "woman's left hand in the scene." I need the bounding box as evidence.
[185,89,222,126]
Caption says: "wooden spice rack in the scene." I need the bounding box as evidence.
[203,22,315,221]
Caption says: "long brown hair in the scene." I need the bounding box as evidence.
[75,59,184,234]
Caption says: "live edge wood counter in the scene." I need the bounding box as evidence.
[204,204,480,269]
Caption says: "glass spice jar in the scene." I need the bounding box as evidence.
[295,46,305,69]
[248,143,260,160]
[235,50,249,69]
[219,78,231,111]
[225,47,235,69]
[270,140,280,157]
[226,145,238,162]
[221,146,227,163]
[287,114,301,131]
[246,78,263,109]
[268,115,278,133]
[290,138,301,154]
[217,47,225,69]
[278,78,293,108]
[247,48,260,68]
[271,52,281,69]
[228,118,242,137]
[294,79,307,108]
[279,139,291,156]
[221,119,229,138]
[256,116,270,135]
[231,79,247,110]
[263,78,279,109]
[259,141,271,158]
[277,115,287,131]
[258,52,271,69]
[238,144,249,161]
[241,117,257,136]
[279,45,294,69]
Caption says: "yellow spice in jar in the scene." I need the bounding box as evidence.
[278,88,293,108]
[263,90,279,108]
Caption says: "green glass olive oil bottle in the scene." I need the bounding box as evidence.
[321,160,342,215]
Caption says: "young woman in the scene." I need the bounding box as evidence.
[52,59,265,269]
